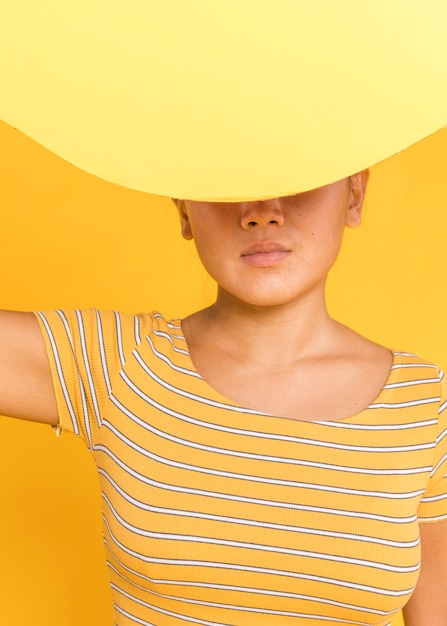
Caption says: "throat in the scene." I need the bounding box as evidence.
[182,313,393,422]
[183,302,334,366]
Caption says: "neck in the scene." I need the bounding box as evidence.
[185,285,338,365]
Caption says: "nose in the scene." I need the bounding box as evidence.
[240,198,285,229]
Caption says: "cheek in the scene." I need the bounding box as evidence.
[321,228,346,264]
[190,230,226,277]
[303,219,346,264]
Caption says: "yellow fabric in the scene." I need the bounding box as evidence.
[1,2,447,199]
[36,308,447,625]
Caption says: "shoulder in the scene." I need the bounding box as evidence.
[35,308,173,359]
[389,350,444,390]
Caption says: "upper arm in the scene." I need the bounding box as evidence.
[402,519,447,626]
[0,310,58,425]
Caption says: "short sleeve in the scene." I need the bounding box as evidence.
[34,308,145,449]
[418,371,447,523]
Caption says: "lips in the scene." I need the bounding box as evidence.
[241,241,291,267]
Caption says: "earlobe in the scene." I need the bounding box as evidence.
[181,215,193,240]
[173,198,194,240]
[346,169,369,228]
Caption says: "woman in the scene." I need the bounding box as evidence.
[1,172,446,625]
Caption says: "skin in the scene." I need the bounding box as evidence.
[0,171,446,622]
[178,177,365,311]
[175,171,394,422]
[0,309,57,424]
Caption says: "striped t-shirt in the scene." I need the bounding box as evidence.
[35,309,447,626]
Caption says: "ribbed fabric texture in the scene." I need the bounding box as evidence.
[35,309,447,626]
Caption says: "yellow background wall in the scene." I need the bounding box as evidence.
[0,120,446,625]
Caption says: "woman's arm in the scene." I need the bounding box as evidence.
[0,310,58,424]
[402,519,447,625]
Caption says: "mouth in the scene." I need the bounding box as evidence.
[241,241,291,267]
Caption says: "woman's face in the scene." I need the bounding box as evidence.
[177,172,368,310]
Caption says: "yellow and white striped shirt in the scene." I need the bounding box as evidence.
[36,309,447,626]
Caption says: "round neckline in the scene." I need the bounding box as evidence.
[169,316,399,426]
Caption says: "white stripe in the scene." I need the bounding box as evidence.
[118,369,437,453]
[144,339,441,416]
[102,519,415,598]
[111,579,382,625]
[113,310,126,367]
[113,605,157,626]
[106,560,390,618]
[151,321,190,356]
[75,310,101,432]
[166,318,185,334]
[383,377,440,389]
[35,312,80,436]
[97,425,431,474]
[437,426,447,445]
[57,310,92,444]
[419,512,447,522]
[134,313,141,346]
[133,351,262,413]
[430,452,447,476]
[391,362,437,369]
[420,492,447,503]
[144,334,201,378]
[95,441,417,524]
[135,342,441,428]
[112,586,227,626]
[101,416,427,501]
[98,467,419,549]
[369,397,440,410]
[95,311,112,396]
[101,492,419,574]
[313,418,438,431]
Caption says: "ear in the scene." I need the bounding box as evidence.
[172,198,193,240]
[345,169,369,228]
